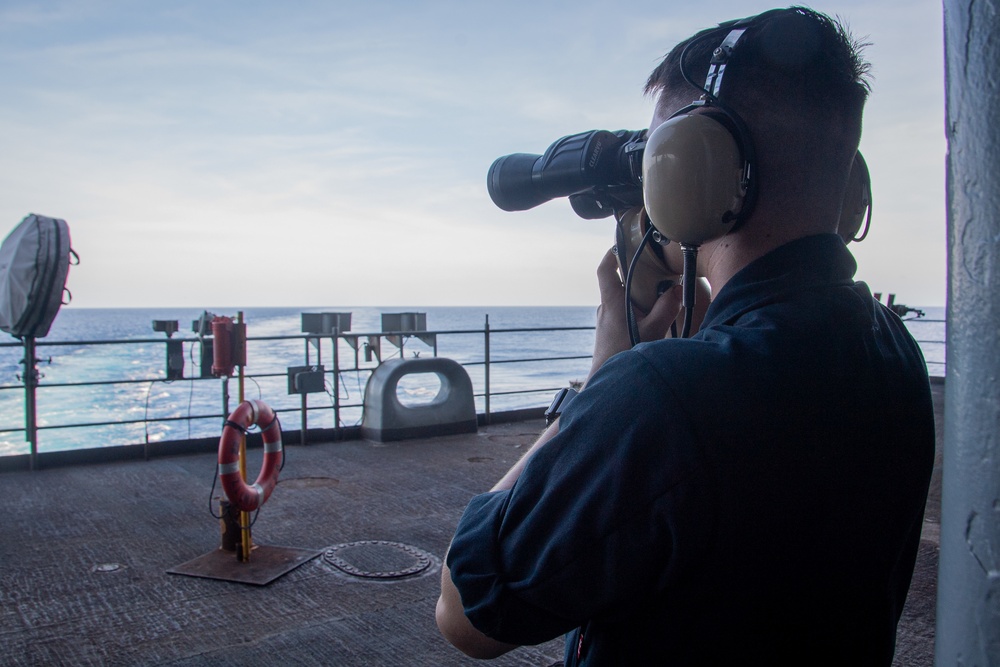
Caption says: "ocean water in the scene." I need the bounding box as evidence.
[0,305,944,457]
[902,306,946,377]
[0,306,599,456]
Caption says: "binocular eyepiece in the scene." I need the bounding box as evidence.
[487,129,647,219]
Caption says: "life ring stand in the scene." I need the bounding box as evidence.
[217,399,283,512]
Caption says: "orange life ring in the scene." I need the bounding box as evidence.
[217,399,283,512]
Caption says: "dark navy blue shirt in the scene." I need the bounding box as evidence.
[447,234,934,666]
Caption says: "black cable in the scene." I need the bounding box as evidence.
[678,32,719,99]
[850,152,873,243]
[853,198,873,242]
[207,412,285,519]
[208,467,222,519]
[259,412,280,433]
[207,470,261,528]
[247,375,262,399]
[271,415,286,472]
[680,244,699,339]
[224,418,247,434]
[624,225,655,347]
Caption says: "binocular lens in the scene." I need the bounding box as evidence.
[487,153,544,212]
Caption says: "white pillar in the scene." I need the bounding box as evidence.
[937,1,1000,663]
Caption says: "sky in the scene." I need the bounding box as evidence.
[0,0,947,309]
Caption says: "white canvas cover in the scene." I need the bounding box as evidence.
[0,214,74,338]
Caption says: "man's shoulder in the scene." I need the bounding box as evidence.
[597,336,725,399]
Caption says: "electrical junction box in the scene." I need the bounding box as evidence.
[287,365,326,394]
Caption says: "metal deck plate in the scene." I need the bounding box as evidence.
[168,544,321,586]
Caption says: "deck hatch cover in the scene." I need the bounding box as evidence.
[323,540,432,579]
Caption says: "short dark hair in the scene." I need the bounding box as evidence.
[645,7,871,120]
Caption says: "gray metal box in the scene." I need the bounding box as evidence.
[287,365,326,394]
[301,312,352,334]
[381,312,426,333]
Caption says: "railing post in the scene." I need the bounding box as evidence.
[221,376,230,422]
[333,329,341,437]
[484,314,491,425]
[22,336,39,471]
[301,337,310,446]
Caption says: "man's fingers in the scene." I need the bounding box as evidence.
[596,248,624,302]
[639,284,683,341]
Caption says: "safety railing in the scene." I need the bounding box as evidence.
[0,318,596,469]
[901,314,946,377]
[0,312,945,470]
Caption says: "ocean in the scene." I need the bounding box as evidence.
[0,305,945,458]
[0,306,599,457]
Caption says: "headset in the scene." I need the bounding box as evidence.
[635,9,871,340]
[839,152,873,243]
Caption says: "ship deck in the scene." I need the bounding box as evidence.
[0,381,943,666]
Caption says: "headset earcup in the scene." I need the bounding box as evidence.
[838,152,871,243]
[642,114,747,246]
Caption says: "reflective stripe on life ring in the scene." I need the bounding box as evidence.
[217,399,283,512]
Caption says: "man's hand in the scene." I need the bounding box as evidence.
[588,248,683,383]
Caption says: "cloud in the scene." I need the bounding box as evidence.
[0,0,949,308]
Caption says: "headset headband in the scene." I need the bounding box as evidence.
[695,9,795,101]
[704,27,748,97]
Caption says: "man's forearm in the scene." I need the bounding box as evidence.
[436,559,518,658]
[435,420,561,656]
